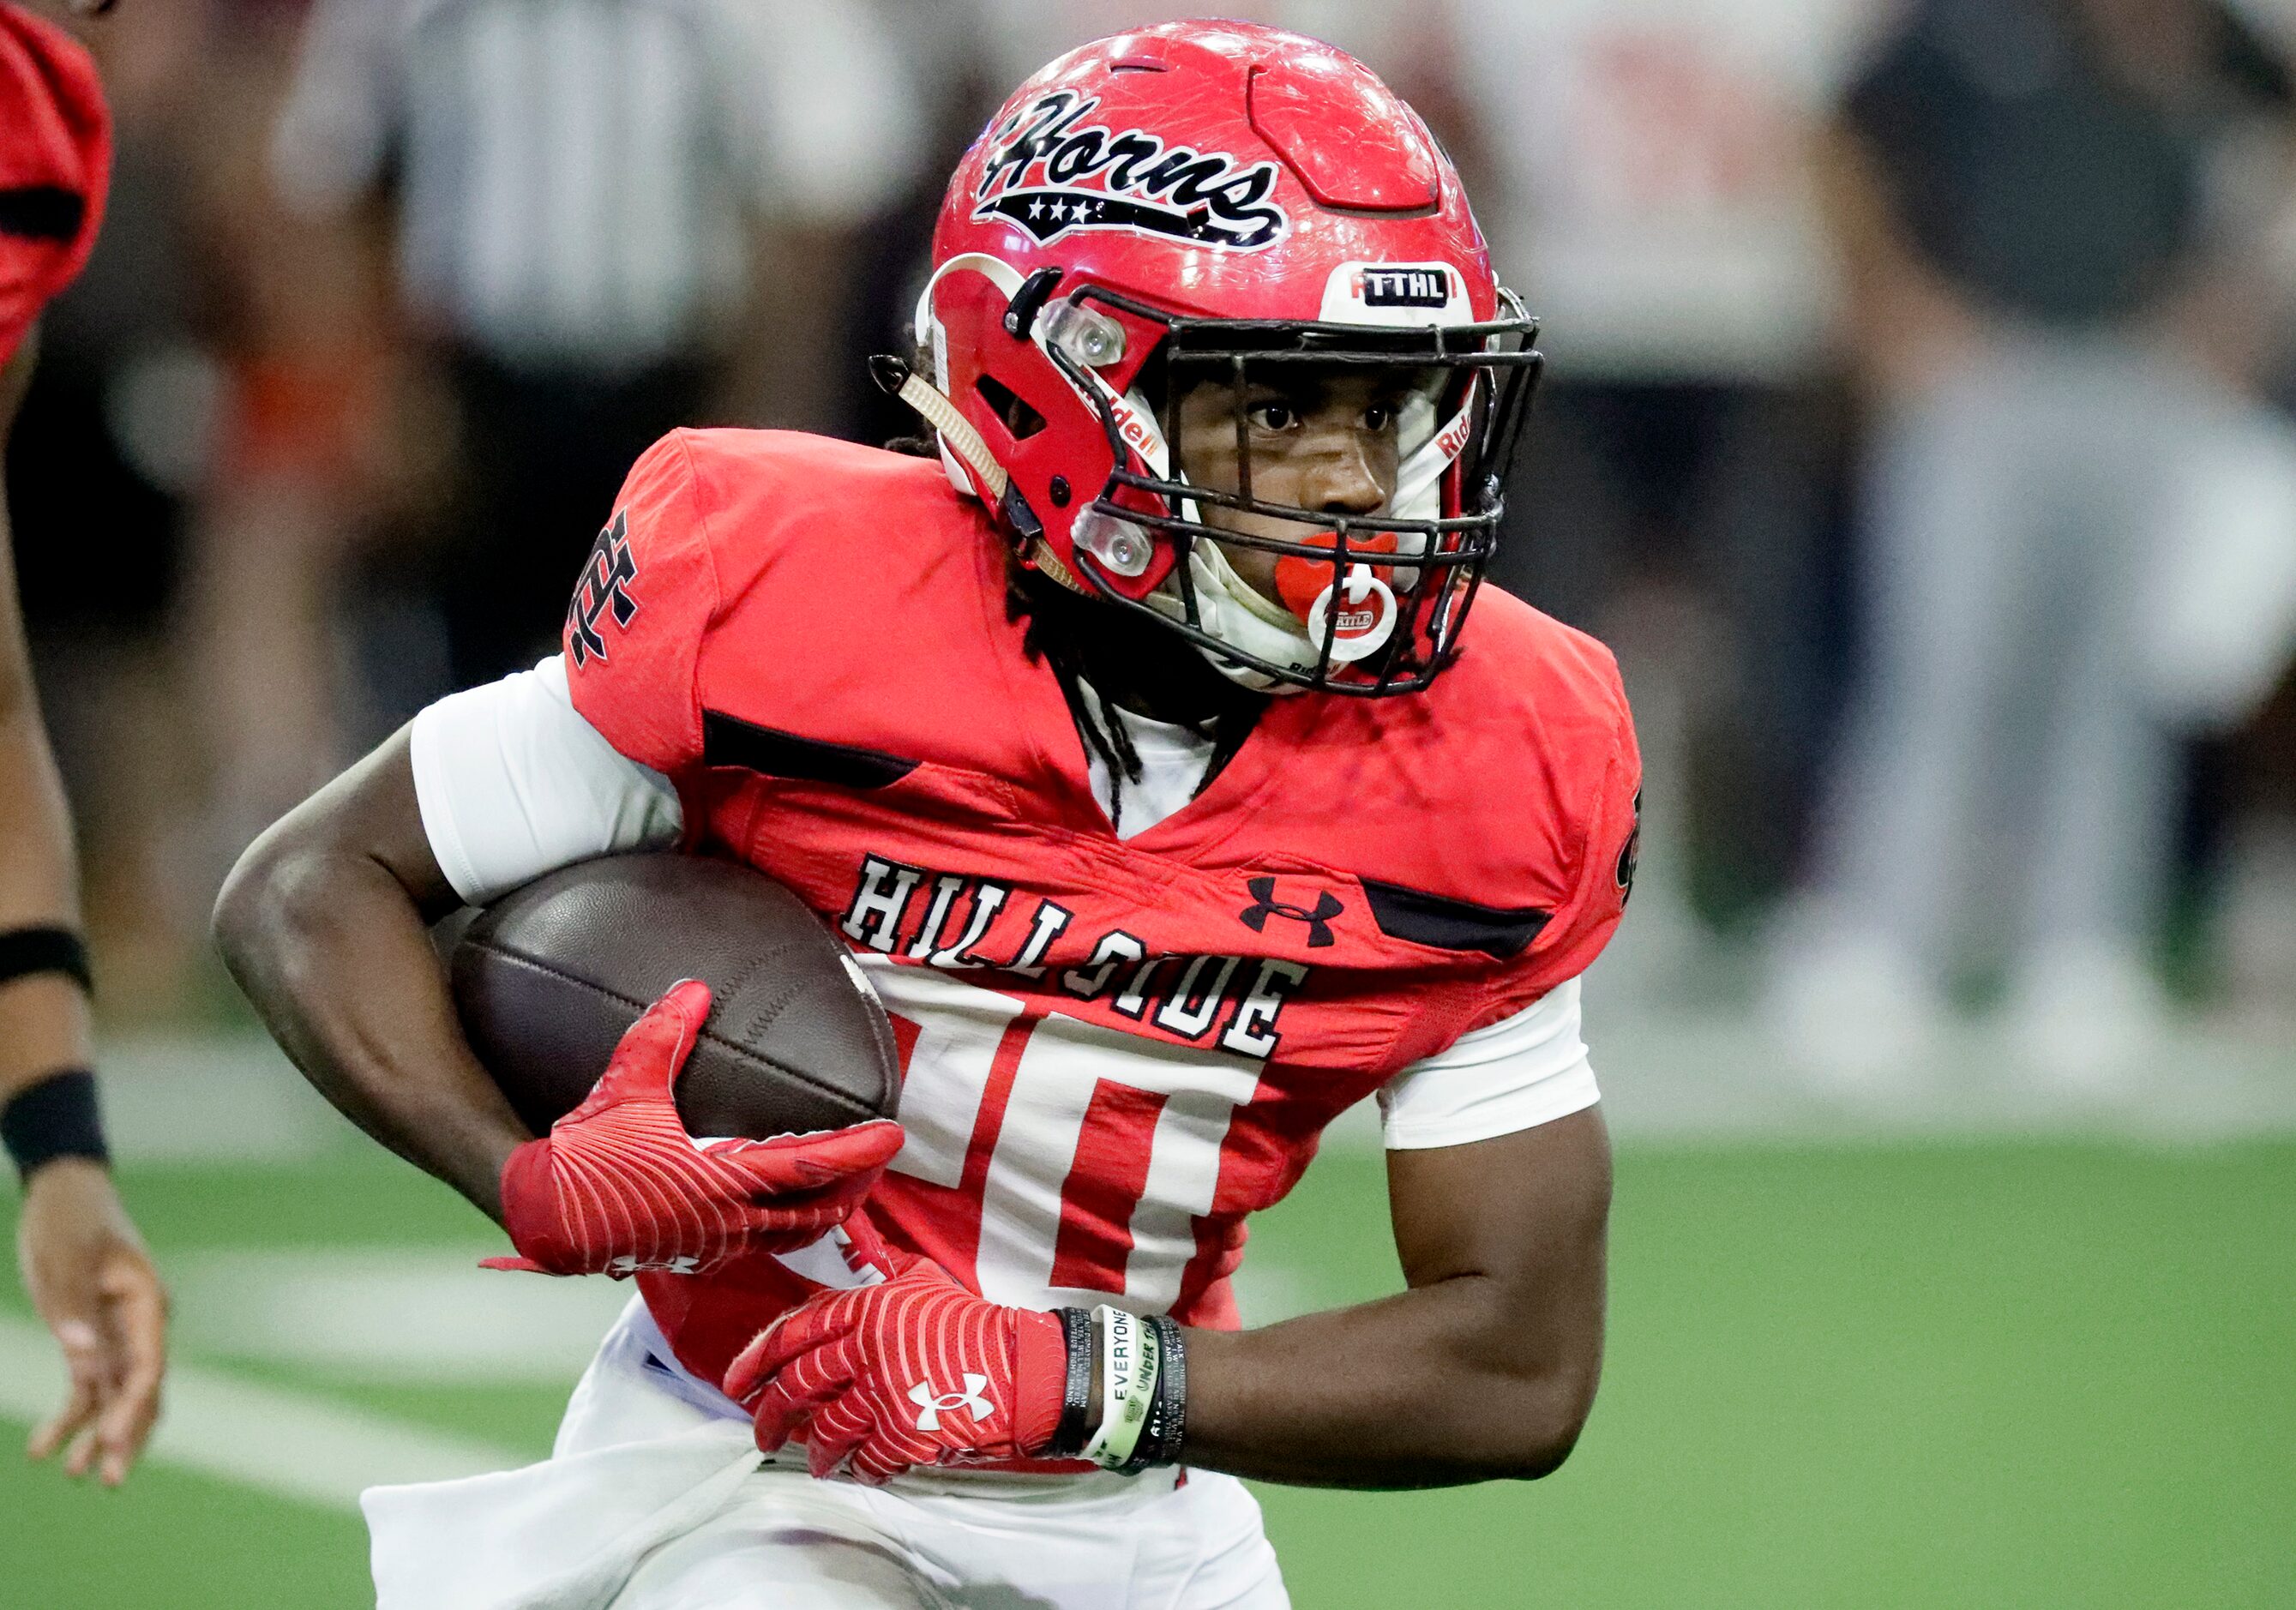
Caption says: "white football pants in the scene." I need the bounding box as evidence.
[604,1459,1285,1610]
[365,1297,1288,1610]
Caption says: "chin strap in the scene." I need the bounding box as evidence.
[870,353,1097,599]
[1029,538,1090,596]
[1151,543,1318,695]
[869,355,1005,499]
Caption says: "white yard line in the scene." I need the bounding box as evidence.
[0,1315,529,1511]
[96,1036,351,1164]
[175,1250,631,1384]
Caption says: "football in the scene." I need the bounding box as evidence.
[449,853,901,1140]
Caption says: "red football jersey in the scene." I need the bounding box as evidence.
[562,429,1639,1391]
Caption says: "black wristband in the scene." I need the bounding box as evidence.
[3,1068,108,1183]
[1127,1315,1188,1471]
[1156,1316,1187,1463]
[0,926,92,994]
[1050,1307,1095,1457]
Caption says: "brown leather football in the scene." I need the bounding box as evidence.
[450,853,900,1139]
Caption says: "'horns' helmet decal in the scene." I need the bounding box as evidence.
[974,91,1289,252]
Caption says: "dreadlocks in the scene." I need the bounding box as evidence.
[1006,568,1264,832]
[882,422,1265,829]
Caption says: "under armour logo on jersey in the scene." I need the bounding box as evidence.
[1239,877,1343,949]
[566,510,640,668]
[909,1373,991,1432]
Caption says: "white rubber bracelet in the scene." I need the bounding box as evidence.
[1098,1319,1160,1470]
[1082,1306,1156,1469]
[1082,1307,1134,1465]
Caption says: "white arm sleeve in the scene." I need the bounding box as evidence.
[1376,976,1600,1150]
[407,657,684,906]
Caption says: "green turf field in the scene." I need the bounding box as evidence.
[5,1137,2292,1607]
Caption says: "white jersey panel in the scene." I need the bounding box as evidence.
[862,954,1265,1315]
[408,656,683,905]
[1377,976,1600,1150]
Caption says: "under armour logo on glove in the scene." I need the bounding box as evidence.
[728,1253,1069,1485]
[1239,876,1343,948]
[908,1373,991,1432]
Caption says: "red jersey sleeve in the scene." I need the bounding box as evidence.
[1542,703,1641,979]
[563,431,719,775]
[1480,655,1641,1024]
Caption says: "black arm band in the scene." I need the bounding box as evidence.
[3,1068,108,1182]
[1127,1315,1188,1471]
[0,926,92,993]
[1050,1307,1096,1457]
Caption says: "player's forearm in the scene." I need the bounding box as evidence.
[1175,1276,1602,1489]
[0,469,92,1100]
[0,703,78,917]
[0,706,92,1100]
[213,750,529,1221]
[0,329,93,1099]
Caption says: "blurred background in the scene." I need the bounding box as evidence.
[2,0,2291,1605]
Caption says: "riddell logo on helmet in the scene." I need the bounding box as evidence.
[1355,267,1451,308]
[1433,406,1474,463]
[974,91,1288,251]
[1097,385,1168,474]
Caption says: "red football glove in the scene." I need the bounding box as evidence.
[724,1247,1069,1484]
[484,979,904,1277]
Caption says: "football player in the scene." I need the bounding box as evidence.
[217,22,1638,1607]
[1,0,169,1490]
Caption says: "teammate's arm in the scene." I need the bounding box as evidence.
[1,331,169,1486]
[212,732,531,1219]
[1180,1106,1609,1488]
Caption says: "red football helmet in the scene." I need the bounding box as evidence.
[899,20,1539,697]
